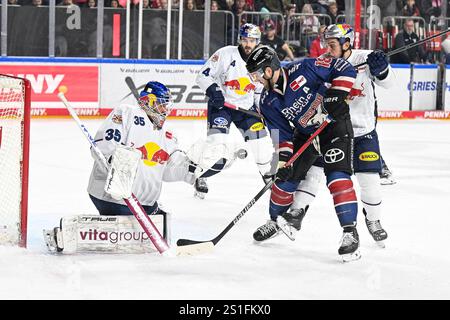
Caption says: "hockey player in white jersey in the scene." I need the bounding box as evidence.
[194,23,275,199]
[323,24,390,245]
[44,81,241,253]
[87,81,198,215]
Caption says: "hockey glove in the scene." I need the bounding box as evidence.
[306,104,328,128]
[323,89,350,120]
[206,83,225,110]
[367,50,389,80]
[276,164,294,181]
[275,147,294,181]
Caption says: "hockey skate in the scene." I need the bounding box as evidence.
[253,220,281,242]
[43,227,63,253]
[380,164,396,185]
[365,218,388,248]
[338,226,361,262]
[276,208,306,241]
[194,178,208,199]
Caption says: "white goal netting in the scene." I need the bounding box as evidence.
[0,74,28,246]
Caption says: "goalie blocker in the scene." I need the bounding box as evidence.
[43,212,170,254]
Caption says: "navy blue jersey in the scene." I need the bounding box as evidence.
[260,57,357,148]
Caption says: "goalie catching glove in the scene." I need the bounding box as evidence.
[186,135,245,179]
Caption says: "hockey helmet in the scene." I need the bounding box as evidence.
[239,23,261,45]
[139,81,173,129]
[323,24,355,47]
[246,45,280,80]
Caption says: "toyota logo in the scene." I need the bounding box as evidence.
[324,148,345,163]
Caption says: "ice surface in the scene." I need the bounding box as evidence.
[1,118,449,299]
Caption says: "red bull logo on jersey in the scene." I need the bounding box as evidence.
[348,83,366,100]
[224,77,256,95]
[136,142,170,167]
[359,151,379,161]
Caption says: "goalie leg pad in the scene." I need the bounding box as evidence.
[356,172,382,221]
[43,214,169,254]
[89,194,159,216]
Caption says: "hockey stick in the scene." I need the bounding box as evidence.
[125,76,262,119]
[176,116,333,255]
[125,76,141,101]
[354,28,450,68]
[57,92,172,256]
[224,102,262,118]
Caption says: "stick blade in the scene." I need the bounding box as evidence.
[177,238,208,246]
[175,241,215,256]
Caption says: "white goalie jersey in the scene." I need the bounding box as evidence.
[196,45,263,110]
[346,49,396,137]
[87,104,195,206]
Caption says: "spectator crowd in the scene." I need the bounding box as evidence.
[5,0,450,64]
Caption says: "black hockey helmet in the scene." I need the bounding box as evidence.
[246,45,281,76]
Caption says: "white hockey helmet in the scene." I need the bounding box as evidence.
[323,24,355,47]
[239,23,261,45]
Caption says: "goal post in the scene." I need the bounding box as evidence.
[0,74,31,248]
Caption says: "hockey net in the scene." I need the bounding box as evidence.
[0,74,30,247]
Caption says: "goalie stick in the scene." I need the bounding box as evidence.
[57,92,171,256]
[124,76,141,101]
[176,116,333,255]
[124,76,262,119]
[354,28,450,68]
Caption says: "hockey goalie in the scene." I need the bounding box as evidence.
[43,81,245,254]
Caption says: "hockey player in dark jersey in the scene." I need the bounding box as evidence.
[246,46,361,261]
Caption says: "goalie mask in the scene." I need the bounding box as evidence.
[139,81,173,129]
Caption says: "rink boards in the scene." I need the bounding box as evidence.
[0,57,449,119]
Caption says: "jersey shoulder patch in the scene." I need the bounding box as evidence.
[332,58,356,74]
[329,59,357,93]
[112,113,123,124]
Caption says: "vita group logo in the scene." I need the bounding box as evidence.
[224,77,256,95]
[136,142,169,166]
